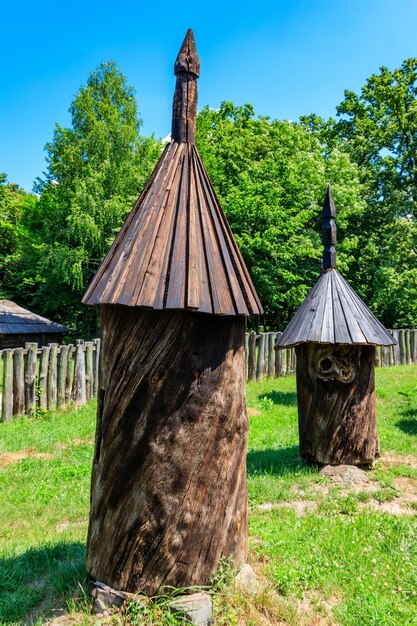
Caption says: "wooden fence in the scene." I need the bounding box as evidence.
[0,339,100,422]
[245,329,417,382]
[1,329,416,421]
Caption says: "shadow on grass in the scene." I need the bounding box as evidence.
[258,391,297,406]
[396,417,417,435]
[0,542,86,623]
[247,446,315,476]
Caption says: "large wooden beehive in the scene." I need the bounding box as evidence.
[276,186,395,466]
[83,29,262,595]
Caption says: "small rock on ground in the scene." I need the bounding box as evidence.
[320,464,369,486]
[235,564,262,595]
[169,592,212,626]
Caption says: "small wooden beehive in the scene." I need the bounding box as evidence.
[82,30,262,595]
[276,186,395,466]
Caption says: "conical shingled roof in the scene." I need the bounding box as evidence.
[276,187,395,348]
[82,30,262,316]
[276,269,395,347]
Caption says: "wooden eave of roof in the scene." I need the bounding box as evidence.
[0,300,68,335]
[276,269,396,348]
[82,141,263,316]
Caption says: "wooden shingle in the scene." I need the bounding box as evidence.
[83,30,262,317]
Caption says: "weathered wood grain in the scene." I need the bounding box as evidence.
[85,342,94,401]
[58,345,69,408]
[248,332,256,381]
[38,346,50,411]
[47,344,58,411]
[25,342,37,415]
[72,343,86,407]
[295,344,378,465]
[86,307,248,595]
[13,348,25,417]
[2,349,13,421]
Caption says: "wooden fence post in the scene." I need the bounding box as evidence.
[72,342,86,407]
[85,342,94,401]
[268,332,275,378]
[399,330,406,365]
[93,339,101,396]
[248,332,256,381]
[392,330,400,365]
[65,345,74,404]
[13,348,25,418]
[25,342,38,415]
[1,349,14,422]
[58,345,69,408]
[274,332,283,377]
[256,333,265,381]
[47,344,58,411]
[411,330,417,364]
[38,346,50,411]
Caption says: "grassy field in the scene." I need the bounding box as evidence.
[0,366,417,625]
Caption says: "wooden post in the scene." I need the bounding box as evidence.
[1,349,14,422]
[399,330,406,364]
[13,348,25,418]
[38,346,50,411]
[268,333,275,378]
[58,345,69,408]
[85,342,94,401]
[248,332,256,381]
[405,330,411,365]
[244,333,249,381]
[72,342,86,407]
[411,330,417,364]
[93,339,100,396]
[256,333,265,381]
[47,344,58,411]
[274,333,283,377]
[86,307,248,594]
[65,345,74,404]
[296,343,378,465]
[25,342,38,415]
[392,330,400,365]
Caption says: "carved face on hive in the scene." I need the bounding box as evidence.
[308,344,358,384]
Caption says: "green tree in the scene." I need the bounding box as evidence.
[197,103,364,328]
[15,61,161,336]
[302,59,417,326]
[0,174,36,298]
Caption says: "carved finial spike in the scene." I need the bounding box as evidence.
[322,185,337,269]
[323,184,336,218]
[174,29,200,77]
[172,29,200,144]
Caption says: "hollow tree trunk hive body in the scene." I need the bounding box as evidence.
[86,307,248,593]
[82,30,262,595]
[295,343,378,465]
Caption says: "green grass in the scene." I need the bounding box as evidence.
[0,367,417,624]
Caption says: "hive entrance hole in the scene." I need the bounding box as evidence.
[319,357,332,372]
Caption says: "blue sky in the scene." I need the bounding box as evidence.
[1,0,416,191]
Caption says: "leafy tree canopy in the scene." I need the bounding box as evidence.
[196,102,364,328]
[13,61,161,335]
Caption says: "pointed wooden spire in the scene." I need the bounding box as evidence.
[322,184,337,270]
[82,31,263,316]
[171,29,200,144]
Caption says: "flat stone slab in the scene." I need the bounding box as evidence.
[92,582,212,624]
[320,464,369,485]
